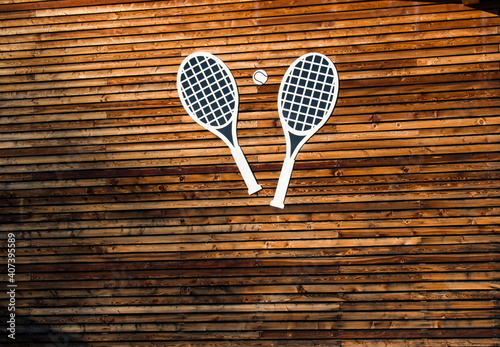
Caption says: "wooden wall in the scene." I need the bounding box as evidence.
[1,0,499,345]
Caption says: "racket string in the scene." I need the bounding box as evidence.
[180,55,236,128]
[281,55,336,133]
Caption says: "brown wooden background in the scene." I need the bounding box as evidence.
[1,0,499,346]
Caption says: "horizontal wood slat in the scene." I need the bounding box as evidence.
[1,0,499,346]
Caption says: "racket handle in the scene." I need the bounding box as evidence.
[231,146,262,195]
[270,156,295,209]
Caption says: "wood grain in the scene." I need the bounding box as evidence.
[1,0,499,346]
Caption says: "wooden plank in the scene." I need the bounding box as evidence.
[259,329,500,339]
[2,172,498,204]
[2,188,499,213]
[1,11,497,47]
[1,41,498,78]
[2,133,499,165]
[14,287,499,301]
[2,12,495,45]
[8,252,500,265]
[11,319,500,333]
[1,68,499,97]
[1,21,498,64]
[10,238,500,260]
[15,262,500,276]
[7,328,498,343]
[11,269,498,286]
[83,340,498,347]
[8,311,498,326]
[2,114,499,142]
[2,196,499,226]
[0,1,470,25]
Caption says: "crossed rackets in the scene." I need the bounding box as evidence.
[177,52,339,208]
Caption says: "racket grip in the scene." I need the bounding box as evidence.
[270,156,295,209]
[231,146,262,195]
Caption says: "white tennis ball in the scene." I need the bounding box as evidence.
[252,69,268,85]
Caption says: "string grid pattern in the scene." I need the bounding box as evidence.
[179,55,236,128]
[281,54,336,133]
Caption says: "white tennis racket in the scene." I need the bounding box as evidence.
[270,53,339,208]
[177,52,262,195]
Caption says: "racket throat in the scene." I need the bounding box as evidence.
[216,122,236,148]
[288,133,306,158]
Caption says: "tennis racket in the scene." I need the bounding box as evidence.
[270,53,339,208]
[177,52,262,195]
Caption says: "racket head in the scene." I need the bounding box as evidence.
[177,52,239,147]
[278,52,339,154]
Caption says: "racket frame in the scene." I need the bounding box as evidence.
[270,52,339,208]
[177,52,262,195]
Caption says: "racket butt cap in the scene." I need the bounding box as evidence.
[270,200,285,209]
[248,184,263,195]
